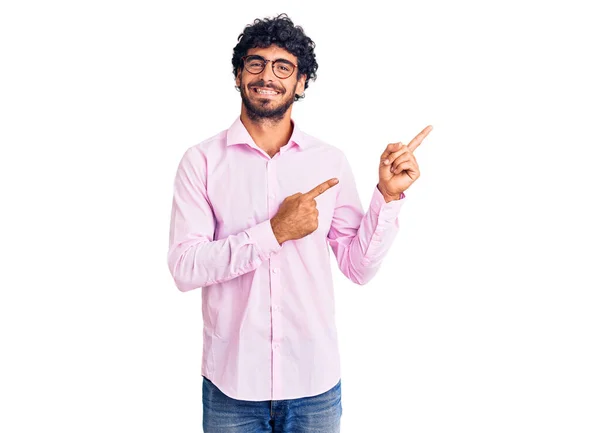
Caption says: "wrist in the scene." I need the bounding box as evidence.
[270,218,287,245]
[377,184,401,202]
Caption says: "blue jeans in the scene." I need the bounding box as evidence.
[202,376,342,432]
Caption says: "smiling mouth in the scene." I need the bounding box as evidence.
[252,87,280,96]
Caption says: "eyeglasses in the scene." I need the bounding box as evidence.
[241,55,298,79]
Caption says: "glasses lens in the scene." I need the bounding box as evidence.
[244,56,265,73]
[273,60,294,78]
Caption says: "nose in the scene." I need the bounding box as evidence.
[257,60,277,82]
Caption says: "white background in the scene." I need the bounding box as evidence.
[1,0,599,432]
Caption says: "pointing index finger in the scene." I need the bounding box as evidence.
[407,125,433,152]
[304,178,339,199]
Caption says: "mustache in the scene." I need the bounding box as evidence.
[249,81,284,93]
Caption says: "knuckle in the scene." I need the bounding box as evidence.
[303,198,315,209]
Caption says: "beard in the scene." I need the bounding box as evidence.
[240,79,296,122]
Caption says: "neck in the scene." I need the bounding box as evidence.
[240,107,294,155]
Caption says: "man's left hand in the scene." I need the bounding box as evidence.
[377,125,433,200]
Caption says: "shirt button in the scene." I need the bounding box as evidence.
[272,268,278,274]
[274,343,280,349]
[269,193,275,199]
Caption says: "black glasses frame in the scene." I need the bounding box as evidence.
[241,55,298,79]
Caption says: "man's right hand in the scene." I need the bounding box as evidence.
[270,178,339,245]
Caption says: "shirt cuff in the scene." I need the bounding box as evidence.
[244,219,283,260]
[370,184,405,221]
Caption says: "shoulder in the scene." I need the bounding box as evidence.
[175,129,227,174]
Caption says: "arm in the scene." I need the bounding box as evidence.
[326,153,405,285]
[167,147,282,292]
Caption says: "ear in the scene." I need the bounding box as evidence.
[235,68,242,88]
[295,73,307,96]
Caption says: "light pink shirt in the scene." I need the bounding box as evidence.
[167,116,405,401]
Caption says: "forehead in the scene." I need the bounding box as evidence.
[246,45,297,62]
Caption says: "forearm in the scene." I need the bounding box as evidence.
[168,219,282,292]
[330,184,404,285]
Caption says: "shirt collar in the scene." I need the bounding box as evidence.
[226,116,309,150]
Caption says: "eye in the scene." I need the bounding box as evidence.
[274,61,294,73]
[245,56,265,67]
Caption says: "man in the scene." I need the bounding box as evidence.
[167,13,432,433]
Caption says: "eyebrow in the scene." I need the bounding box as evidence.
[248,54,295,64]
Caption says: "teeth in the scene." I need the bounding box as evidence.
[256,88,277,94]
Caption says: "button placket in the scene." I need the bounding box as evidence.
[270,263,283,399]
[267,157,278,218]
[266,156,284,399]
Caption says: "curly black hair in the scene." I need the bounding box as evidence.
[232,13,318,101]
